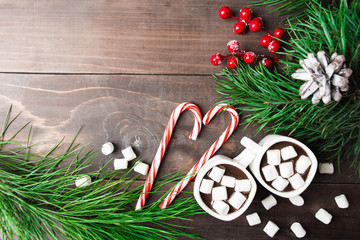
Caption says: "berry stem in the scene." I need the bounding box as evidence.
[261,28,272,36]
[231,16,242,21]
[258,54,279,62]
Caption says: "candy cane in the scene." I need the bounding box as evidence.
[159,104,239,209]
[135,102,202,210]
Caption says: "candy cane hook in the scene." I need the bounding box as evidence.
[135,102,202,210]
[160,104,239,209]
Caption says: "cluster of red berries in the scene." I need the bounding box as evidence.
[211,6,285,69]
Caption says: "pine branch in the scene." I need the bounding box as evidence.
[0,107,204,240]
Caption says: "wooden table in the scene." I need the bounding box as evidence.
[0,1,359,239]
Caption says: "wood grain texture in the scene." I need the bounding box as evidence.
[0,0,284,74]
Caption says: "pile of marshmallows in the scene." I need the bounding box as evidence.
[75,142,150,187]
[246,162,349,238]
[262,146,310,192]
[200,165,252,215]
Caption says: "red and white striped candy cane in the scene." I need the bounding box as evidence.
[159,104,238,209]
[135,102,202,210]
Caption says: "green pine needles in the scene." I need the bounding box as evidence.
[0,106,203,240]
[215,0,360,173]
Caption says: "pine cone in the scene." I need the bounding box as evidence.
[292,51,352,105]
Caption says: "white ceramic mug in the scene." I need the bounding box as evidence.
[193,155,257,221]
[239,134,317,198]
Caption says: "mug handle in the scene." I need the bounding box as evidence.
[234,137,264,168]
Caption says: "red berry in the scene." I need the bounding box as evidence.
[273,28,285,38]
[227,40,240,53]
[262,58,273,69]
[227,57,237,69]
[219,6,231,19]
[210,53,224,66]
[260,36,272,48]
[243,52,256,64]
[252,17,263,23]
[233,22,246,34]
[240,8,252,20]
[268,40,280,53]
[249,19,263,32]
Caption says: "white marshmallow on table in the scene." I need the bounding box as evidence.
[263,220,279,238]
[279,161,294,178]
[235,179,251,192]
[319,163,334,174]
[289,195,304,206]
[228,191,246,209]
[296,155,312,174]
[281,145,298,160]
[101,142,114,155]
[334,194,349,209]
[208,166,226,183]
[114,158,128,170]
[290,222,306,238]
[221,175,236,188]
[246,212,261,226]
[199,178,214,194]
[262,165,279,182]
[212,186,228,201]
[261,195,277,210]
[267,149,281,165]
[271,176,289,192]
[288,173,305,190]
[75,175,91,187]
[233,148,256,168]
[121,146,137,161]
[315,208,332,224]
[134,161,149,175]
[212,200,230,216]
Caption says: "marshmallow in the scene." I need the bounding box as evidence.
[246,212,261,226]
[289,195,304,206]
[134,161,149,175]
[75,175,91,187]
[261,195,277,210]
[290,222,306,238]
[279,161,294,178]
[296,155,312,174]
[263,221,279,238]
[212,186,228,201]
[199,178,214,194]
[262,165,279,182]
[334,194,349,209]
[271,176,289,192]
[267,149,281,165]
[212,200,230,216]
[221,175,236,188]
[228,191,247,209]
[208,166,226,183]
[235,179,251,192]
[101,142,114,155]
[114,158,128,170]
[233,148,256,168]
[281,146,298,160]
[319,163,334,174]
[315,208,332,224]
[121,146,137,161]
[288,173,305,190]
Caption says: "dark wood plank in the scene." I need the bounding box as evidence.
[0,0,284,74]
[176,183,360,240]
[0,74,359,184]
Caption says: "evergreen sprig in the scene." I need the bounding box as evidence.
[0,106,203,240]
[215,0,360,173]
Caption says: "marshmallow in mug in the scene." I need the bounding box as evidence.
[208,166,226,183]
[228,191,246,209]
[221,175,236,188]
[212,200,230,216]
[199,179,214,194]
[235,179,251,192]
[212,186,228,201]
